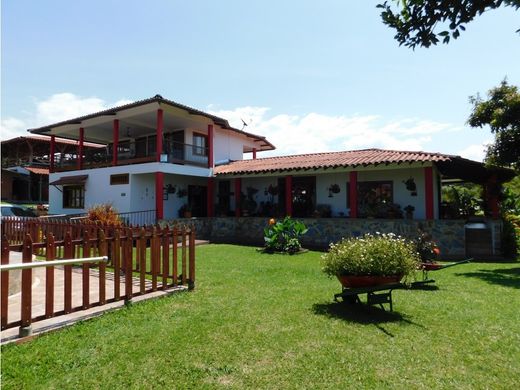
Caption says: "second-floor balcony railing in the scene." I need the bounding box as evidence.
[54,141,209,172]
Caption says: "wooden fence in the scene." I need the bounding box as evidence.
[1,222,195,332]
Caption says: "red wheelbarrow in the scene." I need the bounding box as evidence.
[412,259,472,287]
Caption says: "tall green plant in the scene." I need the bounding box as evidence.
[264,217,308,254]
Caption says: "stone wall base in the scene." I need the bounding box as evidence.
[165,217,503,259]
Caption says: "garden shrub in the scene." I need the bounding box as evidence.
[87,203,123,226]
[321,233,420,277]
[502,213,520,260]
[263,217,308,254]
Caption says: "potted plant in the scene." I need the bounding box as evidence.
[404,205,415,219]
[321,233,420,287]
[178,203,192,218]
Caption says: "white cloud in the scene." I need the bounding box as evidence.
[458,141,491,162]
[2,95,467,160]
[1,93,132,140]
[209,106,461,157]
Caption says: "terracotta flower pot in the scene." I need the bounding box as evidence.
[337,274,403,288]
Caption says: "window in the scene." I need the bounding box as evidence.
[192,133,207,156]
[110,174,129,185]
[63,185,85,209]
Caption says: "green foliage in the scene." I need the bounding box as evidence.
[378,0,520,49]
[263,216,308,254]
[86,203,122,226]
[502,175,520,214]
[502,213,520,259]
[468,80,520,170]
[441,183,483,218]
[321,233,420,277]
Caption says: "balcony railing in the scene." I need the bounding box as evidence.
[53,141,208,172]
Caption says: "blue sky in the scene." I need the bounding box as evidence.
[2,0,519,160]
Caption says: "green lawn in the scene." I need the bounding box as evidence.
[2,245,519,389]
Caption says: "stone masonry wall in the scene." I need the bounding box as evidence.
[166,217,503,258]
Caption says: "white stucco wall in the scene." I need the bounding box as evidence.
[219,165,440,219]
[240,176,279,210]
[48,162,211,215]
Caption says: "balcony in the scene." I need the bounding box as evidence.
[53,141,208,172]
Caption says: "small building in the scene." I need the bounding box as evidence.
[1,135,103,203]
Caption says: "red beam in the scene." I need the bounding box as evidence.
[155,172,164,220]
[208,124,214,168]
[50,135,55,173]
[235,178,241,217]
[112,119,119,166]
[252,148,257,159]
[156,109,163,162]
[285,175,292,216]
[78,127,84,170]
[349,171,358,218]
[424,166,434,220]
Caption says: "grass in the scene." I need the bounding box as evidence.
[2,244,520,389]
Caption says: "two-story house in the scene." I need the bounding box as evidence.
[28,95,514,258]
[29,95,274,221]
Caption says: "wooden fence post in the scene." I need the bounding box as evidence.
[98,229,107,305]
[162,225,169,289]
[188,227,196,290]
[45,233,56,318]
[172,227,178,286]
[20,234,33,336]
[114,229,121,301]
[1,235,9,329]
[139,228,146,295]
[151,227,158,292]
[181,227,187,286]
[82,231,91,309]
[64,231,73,314]
[124,227,133,304]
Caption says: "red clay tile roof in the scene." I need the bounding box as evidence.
[214,148,454,175]
[24,167,49,175]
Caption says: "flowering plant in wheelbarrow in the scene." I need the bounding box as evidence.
[321,233,420,287]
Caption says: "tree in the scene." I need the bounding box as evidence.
[468,80,520,170]
[378,0,520,49]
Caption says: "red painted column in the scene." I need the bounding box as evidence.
[112,119,119,166]
[50,135,55,173]
[285,175,293,216]
[235,178,242,217]
[156,109,163,162]
[78,128,84,170]
[207,124,214,168]
[155,172,164,221]
[349,171,358,218]
[207,178,215,217]
[252,148,257,160]
[424,166,434,220]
